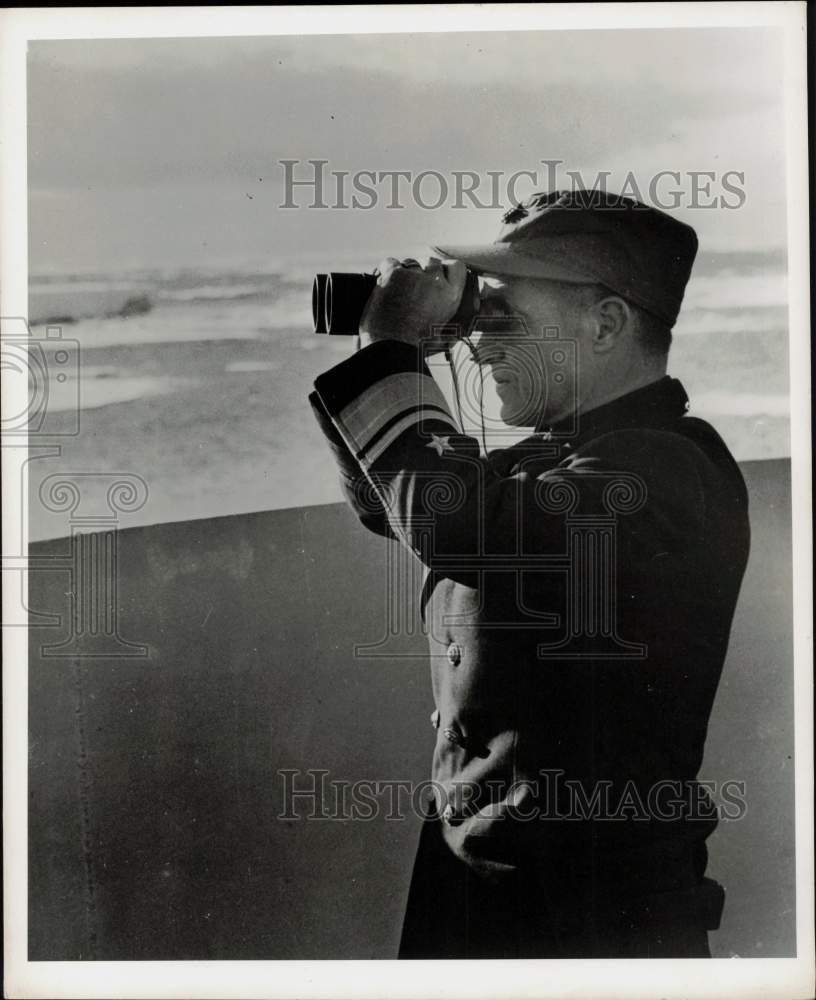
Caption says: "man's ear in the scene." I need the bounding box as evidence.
[592,296,631,352]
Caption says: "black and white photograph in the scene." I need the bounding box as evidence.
[1,4,813,999]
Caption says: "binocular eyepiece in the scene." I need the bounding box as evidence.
[312,268,480,338]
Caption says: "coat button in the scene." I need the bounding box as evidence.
[430,709,440,729]
[446,643,462,666]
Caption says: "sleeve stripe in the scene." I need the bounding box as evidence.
[337,371,454,453]
[362,409,459,467]
[357,404,454,460]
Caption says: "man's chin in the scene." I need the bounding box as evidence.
[499,400,537,428]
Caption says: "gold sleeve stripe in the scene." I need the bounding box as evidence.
[337,372,453,453]
[361,408,459,467]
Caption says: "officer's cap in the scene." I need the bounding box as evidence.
[434,189,698,327]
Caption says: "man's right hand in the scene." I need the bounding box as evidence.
[358,255,468,350]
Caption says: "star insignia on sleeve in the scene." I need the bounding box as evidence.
[426,433,454,456]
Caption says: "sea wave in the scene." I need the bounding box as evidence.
[27,258,792,353]
[684,272,788,311]
[29,290,154,325]
[29,270,305,324]
[676,306,788,336]
[44,373,197,412]
[691,391,789,418]
[157,284,270,303]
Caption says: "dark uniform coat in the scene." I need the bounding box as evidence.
[310,339,750,958]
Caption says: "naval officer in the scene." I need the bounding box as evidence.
[309,189,750,958]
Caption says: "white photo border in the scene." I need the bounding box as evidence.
[2,4,812,999]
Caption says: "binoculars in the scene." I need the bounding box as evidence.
[312,267,481,338]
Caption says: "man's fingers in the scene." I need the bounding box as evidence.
[363,252,469,343]
[379,254,465,285]
[375,257,402,282]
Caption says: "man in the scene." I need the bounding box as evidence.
[309,189,750,958]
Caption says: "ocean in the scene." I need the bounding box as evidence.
[27,257,791,541]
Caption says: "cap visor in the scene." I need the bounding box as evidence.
[432,243,596,283]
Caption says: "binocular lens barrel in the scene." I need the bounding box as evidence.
[311,267,480,338]
[312,272,378,336]
[312,274,328,334]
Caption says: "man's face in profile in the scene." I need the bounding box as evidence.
[472,275,585,428]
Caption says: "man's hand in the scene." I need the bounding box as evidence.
[358,255,468,349]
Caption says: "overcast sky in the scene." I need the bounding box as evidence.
[28,28,786,274]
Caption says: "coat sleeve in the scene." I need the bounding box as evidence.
[311,341,707,566]
[308,388,396,539]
